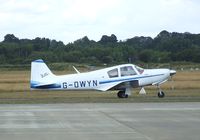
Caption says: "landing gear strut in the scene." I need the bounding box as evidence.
[117,90,128,98]
[157,85,165,98]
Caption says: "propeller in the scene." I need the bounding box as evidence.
[169,70,176,90]
[170,70,176,76]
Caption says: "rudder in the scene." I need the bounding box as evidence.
[30,59,55,88]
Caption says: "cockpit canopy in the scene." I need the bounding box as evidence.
[135,65,144,74]
[107,65,144,78]
[120,66,137,76]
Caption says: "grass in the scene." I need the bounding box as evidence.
[0,70,199,103]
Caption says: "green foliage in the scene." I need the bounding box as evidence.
[99,34,117,44]
[0,31,200,65]
[3,34,19,43]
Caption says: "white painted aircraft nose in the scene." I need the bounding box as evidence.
[170,70,176,76]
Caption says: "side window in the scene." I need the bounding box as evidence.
[108,68,119,78]
[120,66,137,77]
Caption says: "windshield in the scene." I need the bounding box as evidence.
[135,66,144,74]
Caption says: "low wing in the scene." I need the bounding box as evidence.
[97,83,120,91]
[98,80,139,91]
[111,80,139,90]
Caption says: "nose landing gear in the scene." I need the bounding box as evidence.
[157,85,165,98]
[158,91,165,98]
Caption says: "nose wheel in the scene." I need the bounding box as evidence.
[117,90,128,98]
[158,91,165,98]
[157,85,165,98]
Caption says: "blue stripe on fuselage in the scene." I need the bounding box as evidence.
[99,74,164,84]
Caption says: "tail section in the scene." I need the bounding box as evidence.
[30,59,60,89]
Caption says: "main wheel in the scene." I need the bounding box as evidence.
[117,91,128,98]
[158,91,165,98]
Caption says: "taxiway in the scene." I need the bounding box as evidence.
[0,102,200,140]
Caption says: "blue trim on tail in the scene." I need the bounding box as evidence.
[33,59,44,63]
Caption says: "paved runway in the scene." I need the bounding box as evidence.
[0,103,200,140]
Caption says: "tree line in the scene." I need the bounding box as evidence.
[0,30,200,65]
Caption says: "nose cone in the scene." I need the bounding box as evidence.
[170,70,176,76]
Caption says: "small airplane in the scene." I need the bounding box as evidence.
[30,59,176,98]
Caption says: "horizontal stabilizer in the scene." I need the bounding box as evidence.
[31,81,61,89]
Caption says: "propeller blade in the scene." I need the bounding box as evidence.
[170,75,175,90]
[169,69,176,90]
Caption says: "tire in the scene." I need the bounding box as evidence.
[158,91,165,98]
[117,91,128,98]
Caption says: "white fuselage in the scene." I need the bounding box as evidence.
[46,65,171,91]
[30,59,176,98]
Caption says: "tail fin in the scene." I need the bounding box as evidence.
[30,59,56,88]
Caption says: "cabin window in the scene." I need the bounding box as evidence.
[108,68,119,78]
[120,66,137,77]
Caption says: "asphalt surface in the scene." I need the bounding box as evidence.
[0,103,200,140]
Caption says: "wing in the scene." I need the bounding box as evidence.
[97,80,139,91]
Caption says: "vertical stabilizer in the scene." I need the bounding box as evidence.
[30,59,56,88]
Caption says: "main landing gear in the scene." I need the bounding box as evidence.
[157,85,165,98]
[117,87,165,98]
[117,90,128,98]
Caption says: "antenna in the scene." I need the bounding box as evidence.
[73,66,80,74]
